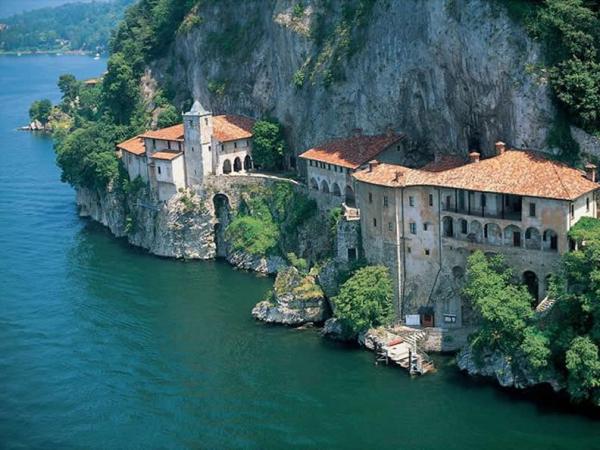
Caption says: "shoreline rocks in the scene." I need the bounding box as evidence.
[252,266,330,325]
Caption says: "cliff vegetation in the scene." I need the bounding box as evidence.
[463,222,600,407]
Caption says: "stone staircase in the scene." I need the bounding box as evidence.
[536,296,556,316]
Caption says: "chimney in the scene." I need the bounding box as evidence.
[495,141,507,155]
[368,160,379,172]
[469,151,480,163]
[585,163,597,182]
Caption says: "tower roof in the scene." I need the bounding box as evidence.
[186,100,211,116]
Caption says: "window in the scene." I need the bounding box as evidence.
[309,160,313,166]
[157,166,161,175]
[234,142,238,148]
[383,196,389,208]
[373,218,377,227]
[208,145,211,152]
[369,192,373,204]
[429,194,433,206]
[347,168,351,174]
[461,219,468,234]
[167,141,171,150]
[444,314,457,324]
[409,196,415,207]
[328,164,332,170]
[570,204,575,218]
[423,223,428,231]
[407,247,411,254]
[481,193,486,208]
[409,222,416,234]
[178,142,182,151]
[396,144,401,152]
[204,118,208,126]
[152,139,156,149]
[424,249,430,256]
[189,120,193,127]
[529,203,536,217]
[347,248,357,261]
[587,197,590,212]
[388,222,393,231]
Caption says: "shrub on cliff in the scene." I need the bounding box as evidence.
[29,99,53,124]
[333,265,394,334]
[225,216,279,256]
[252,120,286,171]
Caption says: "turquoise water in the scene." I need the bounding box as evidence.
[2,55,600,449]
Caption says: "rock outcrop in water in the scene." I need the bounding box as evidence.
[252,266,330,325]
[150,0,555,160]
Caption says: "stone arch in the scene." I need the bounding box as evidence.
[523,270,539,304]
[345,185,355,207]
[332,182,342,197]
[525,227,541,250]
[459,218,468,235]
[244,155,252,171]
[442,216,454,237]
[543,229,558,252]
[233,157,242,172]
[484,223,502,245]
[310,177,319,190]
[222,159,232,174]
[504,224,522,247]
[321,179,330,194]
[468,220,483,243]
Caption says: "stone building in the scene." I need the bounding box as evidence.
[299,132,407,209]
[117,101,255,201]
[353,142,600,328]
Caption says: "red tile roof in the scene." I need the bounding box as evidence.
[353,149,599,201]
[117,136,145,156]
[213,114,255,142]
[150,151,182,161]
[140,124,185,141]
[299,133,406,169]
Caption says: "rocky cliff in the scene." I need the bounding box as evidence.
[150,0,555,161]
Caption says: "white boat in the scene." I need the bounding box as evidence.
[94,53,100,60]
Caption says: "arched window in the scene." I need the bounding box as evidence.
[525,227,541,250]
[244,155,252,171]
[233,157,242,172]
[321,179,330,194]
[310,178,319,190]
[222,159,232,174]
[345,185,355,207]
[332,183,342,197]
[468,220,483,243]
[504,225,522,247]
[485,223,502,245]
[442,216,454,237]
[543,229,558,251]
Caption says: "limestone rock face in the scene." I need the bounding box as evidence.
[457,347,563,391]
[321,318,356,342]
[155,0,555,160]
[252,266,330,325]
[227,251,286,275]
[76,187,216,259]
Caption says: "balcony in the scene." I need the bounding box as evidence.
[441,191,523,221]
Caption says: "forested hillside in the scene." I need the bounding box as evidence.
[0,0,134,54]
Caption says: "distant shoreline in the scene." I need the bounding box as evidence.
[0,49,101,56]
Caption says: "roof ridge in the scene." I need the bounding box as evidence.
[551,161,573,200]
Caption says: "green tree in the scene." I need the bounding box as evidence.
[156,104,180,129]
[58,74,80,104]
[463,251,541,357]
[102,52,140,124]
[29,99,53,124]
[333,265,394,333]
[252,120,286,171]
[225,216,279,256]
[566,336,600,401]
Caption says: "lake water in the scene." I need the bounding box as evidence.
[0,0,112,18]
[2,54,600,449]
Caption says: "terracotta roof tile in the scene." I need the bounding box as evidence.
[353,149,599,201]
[299,133,406,169]
[140,124,185,141]
[150,151,182,161]
[212,114,255,142]
[117,136,145,156]
[300,133,405,169]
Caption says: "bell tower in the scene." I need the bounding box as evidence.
[183,100,213,187]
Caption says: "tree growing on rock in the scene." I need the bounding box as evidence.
[251,119,286,171]
[333,265,394,334]
[29,99,53,124]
